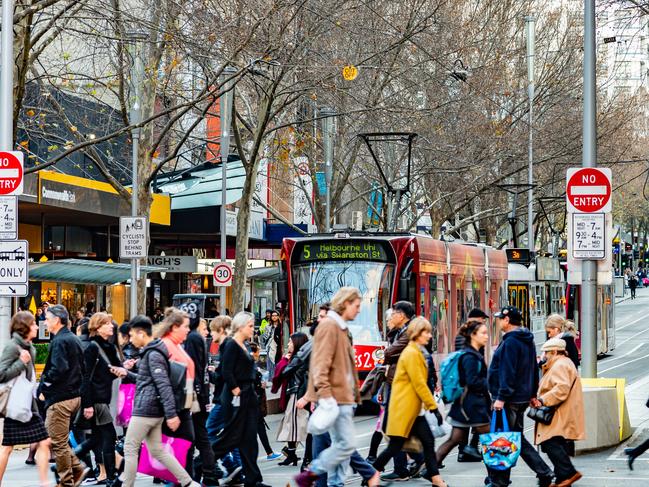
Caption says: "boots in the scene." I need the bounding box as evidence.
[278,448,299,466]
[625,448,638,470]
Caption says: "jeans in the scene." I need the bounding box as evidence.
[487,404,553,487]
[313,432,376,487]
[45,397,84,487]
[310,405,356,487]
[541,436,578,483]
[122,416,192,487]
[374,416,440,478]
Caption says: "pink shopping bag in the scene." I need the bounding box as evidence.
[116,383,136,426]
[137,435,191,483]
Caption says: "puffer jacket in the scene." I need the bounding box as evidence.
[0,333,38,413]
[132,339,177,419]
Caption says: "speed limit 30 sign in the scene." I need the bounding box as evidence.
[213,262,233,287]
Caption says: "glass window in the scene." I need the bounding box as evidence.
[292,261,394,343]
[429,276,438,352]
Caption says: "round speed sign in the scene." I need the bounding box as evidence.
[213,263,233,286]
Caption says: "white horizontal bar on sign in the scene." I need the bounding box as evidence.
[570,185,607,195]
[0,169,19,178]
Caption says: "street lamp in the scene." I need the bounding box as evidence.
[126,30,147,318]
[320,107,336,232]
[219,67,237,314]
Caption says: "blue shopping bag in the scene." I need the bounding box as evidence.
[479,410,522,470]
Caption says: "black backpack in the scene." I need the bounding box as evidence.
[143,348,188,413]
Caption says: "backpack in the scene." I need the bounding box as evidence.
[440,351,466,403]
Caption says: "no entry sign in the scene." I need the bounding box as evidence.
[566,167,612,213]
[0,152,24,196]
[213,262,233,287]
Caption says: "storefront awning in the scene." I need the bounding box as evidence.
[29,259,164,285]
[247,265,281,282]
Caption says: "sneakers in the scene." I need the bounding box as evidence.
[80,479,98,486]
[380,472,410,482]
[408,461,425,478]
[293,470,319,487]
[266,452,282,460]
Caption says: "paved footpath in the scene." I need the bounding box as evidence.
[6,289,649,486]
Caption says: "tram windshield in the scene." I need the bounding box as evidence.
[292,261,394,342]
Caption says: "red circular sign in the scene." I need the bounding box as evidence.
[213,263,232,284]
[0,152,23,196]
[567,168,611,212]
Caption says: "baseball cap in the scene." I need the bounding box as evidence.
[468,308,489,319]
[493,306,523,325]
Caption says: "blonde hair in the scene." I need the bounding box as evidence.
[155,307,189,338]
[88,312,113,336]
[564,320,578,336]
[331,287,362,314]
[545,313,565,331]
[210,315,232,334]
[407,316,433,341]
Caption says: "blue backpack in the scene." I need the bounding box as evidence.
[440,351,466,403]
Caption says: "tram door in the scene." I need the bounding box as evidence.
[508,283,529,328]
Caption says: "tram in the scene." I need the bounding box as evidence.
[506,251,566,345]
[278,233,509,375]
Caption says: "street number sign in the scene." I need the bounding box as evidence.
[566,167,612,213]
[119,216,148,259]
[0,196,17,240]
[0,151,24,196]
[213,262,233,287]
[572,213,605,259]
[0,240,28,296]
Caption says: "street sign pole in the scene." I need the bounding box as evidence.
[0,0,16,351]
[581,0,597,378]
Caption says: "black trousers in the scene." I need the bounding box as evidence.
[487,404,553,487]
[540,436,577,483]
[76,422,117,479]
[163,409,195,479]
[373,416,440,478]
[257,417,273,456]
[212,391,262,487]
[192,410,217,479]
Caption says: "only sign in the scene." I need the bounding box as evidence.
[0,152,24,196]
[213,262,233,287]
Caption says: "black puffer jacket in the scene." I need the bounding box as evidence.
[132,339,177,419]
[39,327,85,408]
[282,342,310,398]
[184,330,209,411]
[80,336,122,408]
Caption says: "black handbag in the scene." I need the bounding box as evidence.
[526,405,555,425]
[527,375,577,425]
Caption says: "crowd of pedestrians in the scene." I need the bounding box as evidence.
[0,290,592,487]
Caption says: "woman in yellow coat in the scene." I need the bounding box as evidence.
[372,317,448,487]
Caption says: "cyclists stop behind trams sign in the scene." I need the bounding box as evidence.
[213,262,233,287]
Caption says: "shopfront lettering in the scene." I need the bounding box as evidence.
[42,186,76,203]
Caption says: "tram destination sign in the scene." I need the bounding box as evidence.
[296,241,392,263]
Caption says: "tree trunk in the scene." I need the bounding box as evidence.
[231,165,259,313]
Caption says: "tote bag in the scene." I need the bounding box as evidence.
[137,434,192,483]
[479,410,522,470]
[116,383,136,426]
[6,370,33,422]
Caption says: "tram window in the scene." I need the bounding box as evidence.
[465,278,474,317]
[429,276,438,352]
[438,278,448,353]
[457,286,466,327]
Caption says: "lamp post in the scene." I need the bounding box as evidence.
[127,30,146,318]
[219,67,237,315]
[320,107,335,232]
[0,0,15,349]
[526,15,535,253]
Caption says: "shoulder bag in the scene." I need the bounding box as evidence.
[0,344,27,418]
[527,375,578,425]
